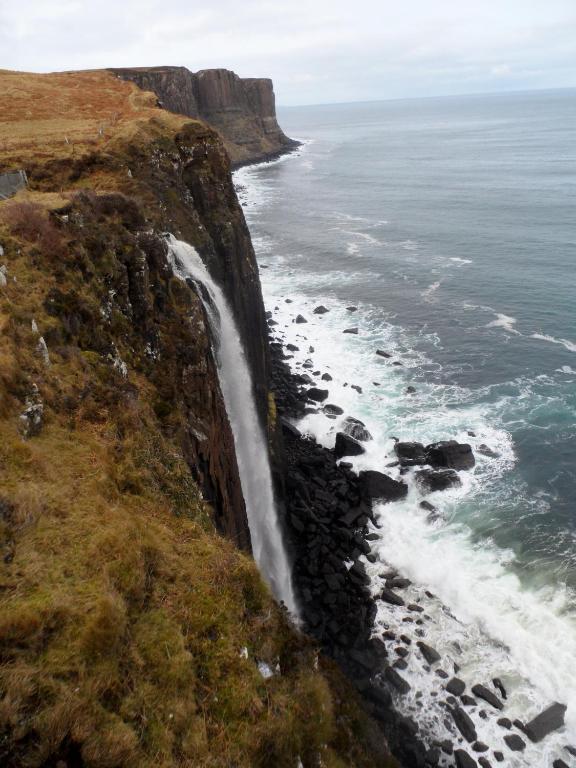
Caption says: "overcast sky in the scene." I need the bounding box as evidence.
[2,0,575,105]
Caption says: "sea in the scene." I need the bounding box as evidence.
[234,88,576,767]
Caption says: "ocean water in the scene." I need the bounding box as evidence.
[234,89,576,766]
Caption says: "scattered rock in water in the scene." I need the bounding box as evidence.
[425,746,441,766]
[285,298,293,303]
[493,752,504,762]
[343,416,372,442]
[454,749,478,768]
[268,318,278,326]
[359,470,408,503]
[395,646,409,658]
[435,669,449,679]
[446,678,466,696]
[384,665,411,694]
[471,684,504,711]
[426,440,475,470]
[380,588,405,607]
[503,734,525,752]
[334,432,365,459]
[321,372,332,381]
[408,603,424,613]
[324,403,344,416]
[417,641,441,665]
[416,468,462,494]
[306,387,329,402]
[343,327,359,334]
[450,706,477,743]
[478,758,492,768]
[376,349,392,358]
[497,718,512,730]
[295,314,308,324]
[472,742,488,752]
[351,384,363,393]
[392,361,403,366]
[313,305,329,314]
[406,386,417,394]
[524,702,567,743]
[286,343,299,351]
[492,678,507,699]
[309,346,315,353]
[386,577,411,590]
[553,761,569,768]
[478,444,500,458]
[346,306,357,312]
[461,695,477,707]
[419,500,437,513]
[395,441,426,466]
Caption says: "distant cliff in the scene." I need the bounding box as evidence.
[110,66,299,167]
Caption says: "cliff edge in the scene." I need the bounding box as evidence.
[110,66,300,167]
[0,69,393,768]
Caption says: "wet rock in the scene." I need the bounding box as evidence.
[503,734,525,751]
[393,361,403,366]
[324,403,344,416]
[553,761,569,768]
[417,641,441,665]
[346,306,357,312]
[384,665,411,694]
[408,603,424,613]
[419,500,437,513]
[321,372,332,381]
[395,646,409,658]
[478,444,499,458]
[416,468,462,494]
[454,749,477,767]
[343,416,373,442]
[497,718,512,730]
[286,343,299,351]
[386,577,411,590]
[446,678,466,696]
[395,441,427,466]
[343,327,359,335]
[334,432,365,459]
[295,314,308,323]
[313,305,329,314]
[380,588,405,607]
[425,746,441,766]
[478,759,492,768]
[436,669,449,679]
[461,695,477,707]
[471,684,503,710]
[493,752,504,762]
[376,349,391,358]
[472,742,488,752]
[359,470,408,503]
[492,677,507,699]
[426,440,475,470]
[393,658,408,670]
[306,387,329,402]
[450,706,477,743]
[406,386,417,394]
[524,702,567,743]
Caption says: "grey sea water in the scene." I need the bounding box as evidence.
[235,88,576,765]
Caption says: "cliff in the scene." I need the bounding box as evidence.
[0,69,393,767]
[110,66,299,167]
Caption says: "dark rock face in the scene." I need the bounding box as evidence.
[503,734,525,751]
[454,749,478,768]
[416,641,441,665]
[446,678,466,696]
[395,441,426,466]
[524,702,567,742]
[307,387,329,402]
[111,67,299,168]
[426,440,475,470]
[415,468,462,494]
[359,471,408,503]
[334,432,365,459]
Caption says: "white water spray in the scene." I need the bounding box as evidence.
[166,235,297,614]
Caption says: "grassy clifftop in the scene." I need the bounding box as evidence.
[0,70,394,767]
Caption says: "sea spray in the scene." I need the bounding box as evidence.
[166,235,297,614]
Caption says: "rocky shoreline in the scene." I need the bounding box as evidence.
[268,311,572,768]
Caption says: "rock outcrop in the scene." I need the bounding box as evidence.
[110,66,299,167]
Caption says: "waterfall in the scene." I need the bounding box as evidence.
[166,235,297,615]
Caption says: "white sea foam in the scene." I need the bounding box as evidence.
[487,312,521,335]
[532,333,576,353]
[449,256,473,265]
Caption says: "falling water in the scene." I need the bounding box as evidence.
[166,235,297,614]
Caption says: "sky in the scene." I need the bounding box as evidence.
[2,0,575,105]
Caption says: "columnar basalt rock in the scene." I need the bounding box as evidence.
[111,66,299,167]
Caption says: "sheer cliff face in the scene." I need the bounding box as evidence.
[111,66,299,167]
